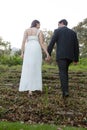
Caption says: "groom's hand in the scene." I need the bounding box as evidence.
[73,62,78,65]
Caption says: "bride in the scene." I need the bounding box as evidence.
[19,20,50,96]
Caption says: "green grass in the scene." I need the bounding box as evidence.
[0,57,87,72]
[0,122,86,130]
[69,63,87,71]
[43,58,87,71]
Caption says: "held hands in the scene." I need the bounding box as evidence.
[73,62,78,65]
[45,53,51,62]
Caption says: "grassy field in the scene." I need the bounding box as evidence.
[0,122,87,130]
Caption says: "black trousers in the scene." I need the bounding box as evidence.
[57,59,72,95]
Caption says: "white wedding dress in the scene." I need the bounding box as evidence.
[19,30,42,91]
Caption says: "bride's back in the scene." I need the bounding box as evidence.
[27,28,39,36]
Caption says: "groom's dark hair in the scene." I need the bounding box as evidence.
[58,19,68,26]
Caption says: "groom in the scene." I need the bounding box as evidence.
[47,19,79,98]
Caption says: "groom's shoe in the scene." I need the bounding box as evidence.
[63,92,69,98]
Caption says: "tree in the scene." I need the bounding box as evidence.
[42,29,56,65]
[43,29,53,45]
[0,37,11,56]
[73,18,87,57]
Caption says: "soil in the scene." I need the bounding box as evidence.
[0,66,87,128]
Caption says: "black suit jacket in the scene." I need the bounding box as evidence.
[47,26,79,62]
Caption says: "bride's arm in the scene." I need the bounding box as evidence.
[38,31,50,58]
[21,30,28,57]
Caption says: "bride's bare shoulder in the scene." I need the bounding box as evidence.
[24,28,32,35]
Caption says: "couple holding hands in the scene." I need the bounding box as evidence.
[19,19,79,98]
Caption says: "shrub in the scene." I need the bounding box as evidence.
[0,55,23,66]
